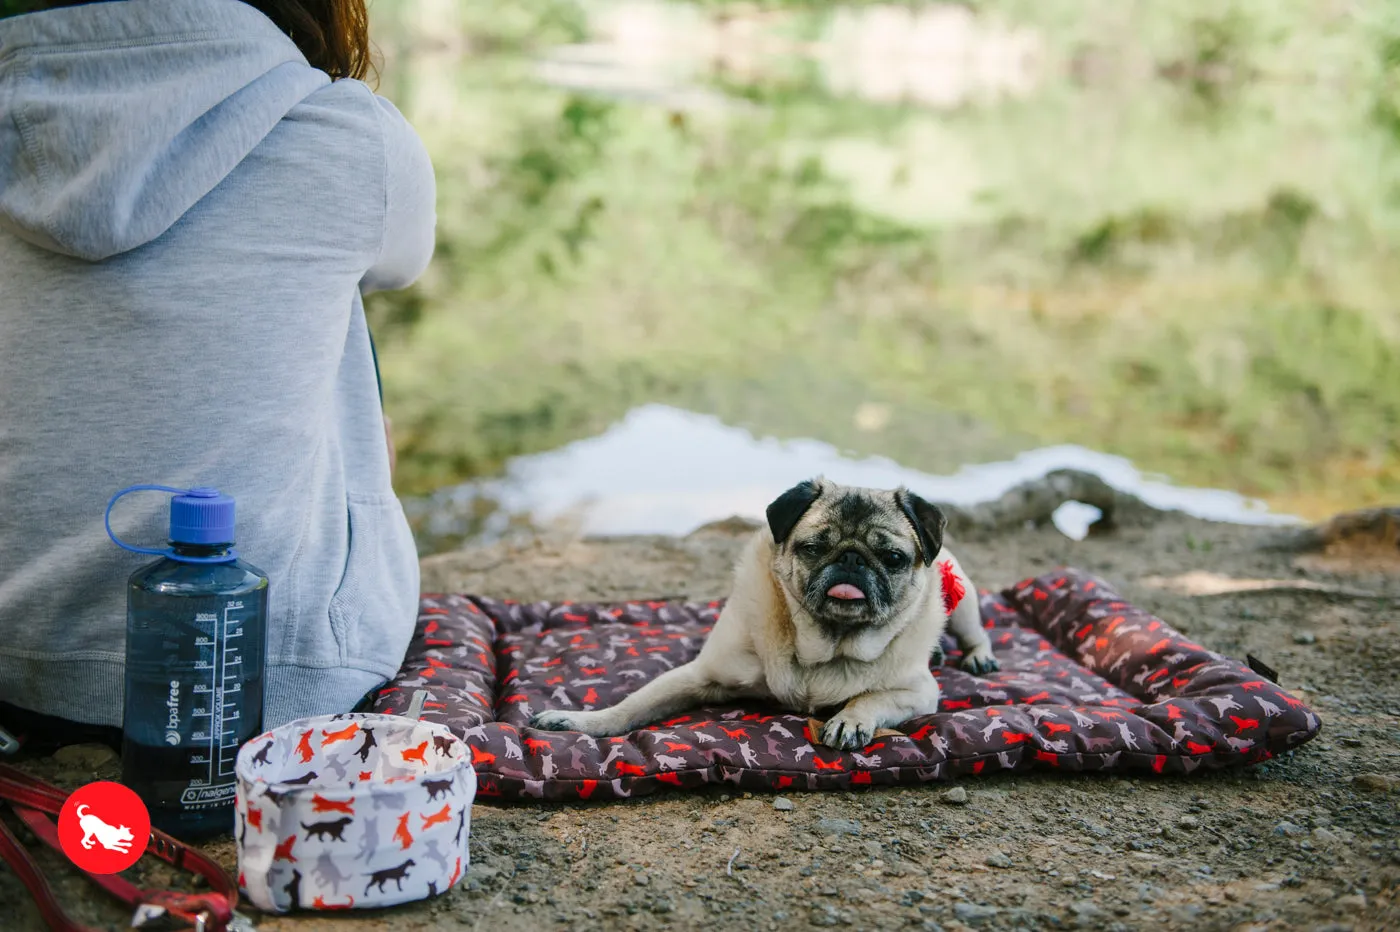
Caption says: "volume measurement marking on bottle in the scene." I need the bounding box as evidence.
[217,600,245,780]
[186,601,245,798]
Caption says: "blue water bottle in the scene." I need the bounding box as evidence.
[106,485,269,839]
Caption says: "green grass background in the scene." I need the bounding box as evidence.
[365,0,1400,520]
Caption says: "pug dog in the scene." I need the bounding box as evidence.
[530,479,1000,750]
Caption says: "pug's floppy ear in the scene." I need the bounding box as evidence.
[897,489,947,566]
[766,479,822,545]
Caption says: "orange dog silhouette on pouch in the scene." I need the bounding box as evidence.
[294,729,315,763]
[420,804,452,829]
[320,722,359,747]
[393,812,414,849]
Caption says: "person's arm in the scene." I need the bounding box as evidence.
[361,95,436,295]
[360,95,435,478]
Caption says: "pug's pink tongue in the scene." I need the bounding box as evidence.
[827,584,866,600]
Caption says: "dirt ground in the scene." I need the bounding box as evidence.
[4,511,1398,932]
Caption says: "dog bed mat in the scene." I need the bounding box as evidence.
[371,569,1321,801]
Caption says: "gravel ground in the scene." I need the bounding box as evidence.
[4,511,1398,932]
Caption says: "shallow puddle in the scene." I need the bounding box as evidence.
[405,405,1300,554]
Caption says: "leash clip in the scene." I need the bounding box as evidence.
[133,893,235,932]
[130,903,168,928]
[227,911,259,932]
[130,902,254,932]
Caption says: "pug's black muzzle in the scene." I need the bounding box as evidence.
[806,549,891,630]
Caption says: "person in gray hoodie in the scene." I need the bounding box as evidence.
[0,0,433,735]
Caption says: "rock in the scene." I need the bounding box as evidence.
[1351,773,1398,793]
[1171,903,1204,922]
[941,787,968,805]
[1178,815,1199,829]
[1071,900,1106,921]
[986,853,1013,868]
[633,873,649,886]
[51,743,118,771]
[774,797,795,811]
[1292,631,1317,645]
[815,818,862,836]
[1336,893,1367,912]
[953,903,1000,924]
[1313,827,1340,844]
[1273,821,1305,836]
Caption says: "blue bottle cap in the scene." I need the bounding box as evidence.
[170,487,236,545]
[106,484,240,564]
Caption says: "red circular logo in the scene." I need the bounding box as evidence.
[57,782,150,874]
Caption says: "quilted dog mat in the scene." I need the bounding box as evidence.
[372,569,1321,801]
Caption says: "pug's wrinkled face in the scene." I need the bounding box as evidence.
[766,479,947,637]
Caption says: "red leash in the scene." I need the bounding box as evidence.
[0,762,248,932]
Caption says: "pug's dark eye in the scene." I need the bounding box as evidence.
[881,550,909,569]
[797,541,824,557]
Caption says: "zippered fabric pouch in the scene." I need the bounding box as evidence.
[234,712,474,912]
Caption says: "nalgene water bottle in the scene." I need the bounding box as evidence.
[106,485,269,839]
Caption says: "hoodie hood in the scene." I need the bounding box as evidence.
[0,0,329,260]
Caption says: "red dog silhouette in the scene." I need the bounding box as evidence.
[273,835,296,863]
[421,804,452,829]
[320,722,359,747]
[311,794,354,815]
[294,730,315,763]
[393,812,414,849]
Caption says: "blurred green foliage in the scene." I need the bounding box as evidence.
[365,0,1400,518]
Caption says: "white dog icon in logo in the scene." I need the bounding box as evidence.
[75,803,136,854]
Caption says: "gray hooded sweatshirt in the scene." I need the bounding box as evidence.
[0,0,432,728]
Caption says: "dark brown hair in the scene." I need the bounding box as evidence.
[8,0,373,82]
[240,0,372,82]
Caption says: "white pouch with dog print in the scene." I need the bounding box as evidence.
[234,712,475,912]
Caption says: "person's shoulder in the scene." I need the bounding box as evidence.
[295,80,430,179]
[294,80,418,141]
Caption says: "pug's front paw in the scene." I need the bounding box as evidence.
[819,708,878,752]
[529,709,620,736]
[960,645,1000,676]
